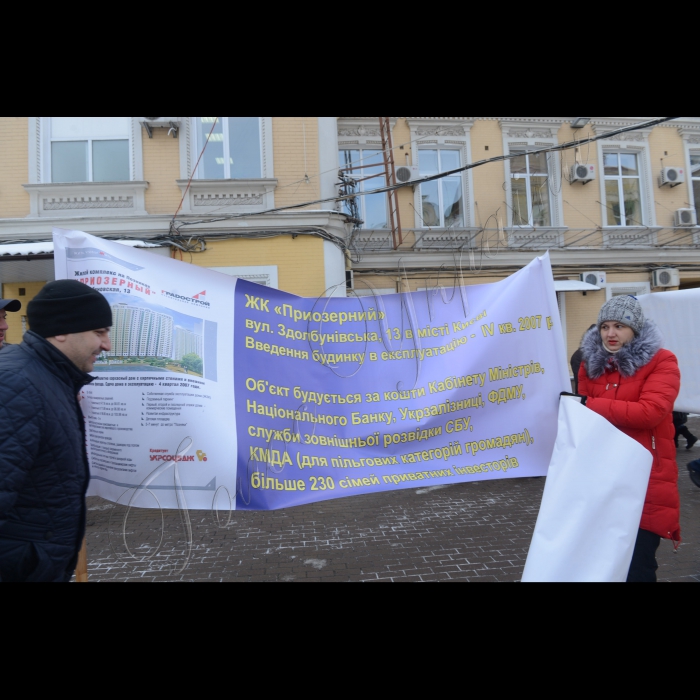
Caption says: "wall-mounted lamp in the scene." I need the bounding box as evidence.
[571,117,591,129]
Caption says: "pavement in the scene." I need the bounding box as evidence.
[81,417,700,583]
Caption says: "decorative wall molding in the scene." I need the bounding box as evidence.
[508,228,566,249]
[502,125,559,140]
[176,179,278,214]
[339,125,382,138]
[349,229,394,252]
[44,196,135,211]
[337,118,397,146]
[602,228,658,248]
[414,229,478,250]
[415,125,466,137]
[22,181,148,218]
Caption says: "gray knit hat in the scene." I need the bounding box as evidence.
[598,296,645,335]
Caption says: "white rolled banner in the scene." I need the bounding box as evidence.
[638,289,700,414]
[522,398,653,583]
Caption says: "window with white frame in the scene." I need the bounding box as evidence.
[339,149,388,229]
[603,152,644,227]
[419,149,464,228]
[49,117,131,183]
[691,153,700,219]
[509,149,552,227]
[605,283,650,301]
[197,117,262,180]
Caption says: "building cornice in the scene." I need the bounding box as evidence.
[352,248,700,269]
[0,210,353,243]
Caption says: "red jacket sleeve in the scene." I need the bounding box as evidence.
[585,351,680,431]
[578,364,592,398]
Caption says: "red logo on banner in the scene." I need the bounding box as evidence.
[193,291,207,300]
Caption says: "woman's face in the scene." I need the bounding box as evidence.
[600,322,635,350]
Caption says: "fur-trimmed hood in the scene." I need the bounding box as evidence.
[581,321,664,379]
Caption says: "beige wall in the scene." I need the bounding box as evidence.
[273,117,321,209]
[189,236,327,298]
[1,281,46,344]
[649,127,693,227]
[470,120,507,229]
[0,117,29,218]
[143,128,182,215]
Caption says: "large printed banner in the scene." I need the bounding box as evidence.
[54,230,238,510]
[55,229,570,511]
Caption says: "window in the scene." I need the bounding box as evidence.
[691,154,700,219]
[605,283,650,301]
[603,152,644,226]
[339,149,388,229]
[510,150,552,227]
[419,150,464,228]
[50,117,130,183]
[197,117,262,179]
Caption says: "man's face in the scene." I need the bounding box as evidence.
[0,311,8,348]
[54,328,112,373]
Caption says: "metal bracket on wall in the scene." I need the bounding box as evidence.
[141,121,180,139]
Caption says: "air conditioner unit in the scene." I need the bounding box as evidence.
[139,117,181,138]
[570,164,596,184]
[652,268,680,288]
[580,271,607,286]
[395,165,420,184]
[659,167,685,188]
[674,208,697,227]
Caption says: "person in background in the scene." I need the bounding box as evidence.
[577,296,681,584]
[0,281,112,583]
[570,325,597,394]
[673,412,698,450]
[0,299,21,350]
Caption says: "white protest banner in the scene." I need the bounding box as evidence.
[55,229,571,511]
[638,289,700,413]
[522,398,653,583]
[54,229,238,510]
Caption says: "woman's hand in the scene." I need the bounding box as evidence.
[560,392,588,406]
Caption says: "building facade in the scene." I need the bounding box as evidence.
[1,117,699,376]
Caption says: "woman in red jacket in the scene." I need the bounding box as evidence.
[578,296,681,583]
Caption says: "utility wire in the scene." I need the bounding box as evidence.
[195,117,482,218]
[172,117,220,221]
[175,117,681,227]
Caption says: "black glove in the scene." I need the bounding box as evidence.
[560,392,587,406]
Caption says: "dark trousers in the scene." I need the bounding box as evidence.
[675,425,696,447]
[627,529,661,583]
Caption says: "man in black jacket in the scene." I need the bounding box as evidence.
[0,298,22,350]
[0,281,112,582]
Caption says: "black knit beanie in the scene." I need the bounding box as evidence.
[28,280,113,338]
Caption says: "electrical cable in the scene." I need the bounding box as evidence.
[175,117,681,227]
[172,117,220,221]
[185,117,482,219]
